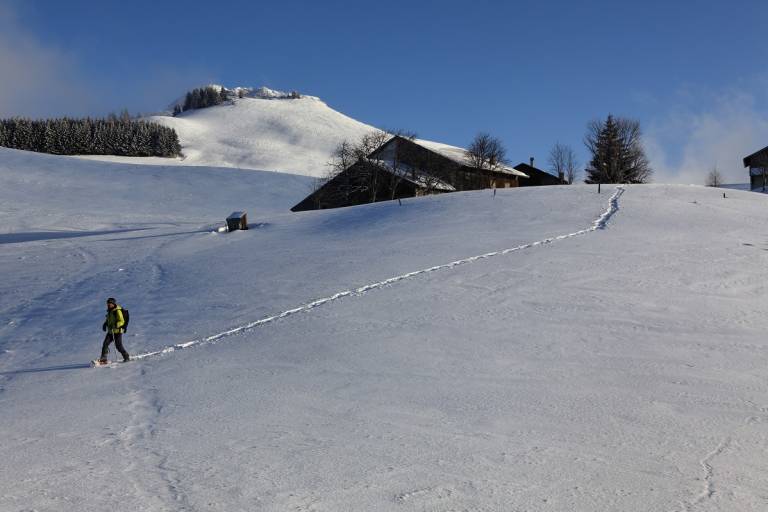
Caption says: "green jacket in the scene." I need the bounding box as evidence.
[105,306,125,334]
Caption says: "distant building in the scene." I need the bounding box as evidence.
[742,146,768,191]
[291,136,529,212]
[291,158,456,212]
[514,158,568,186]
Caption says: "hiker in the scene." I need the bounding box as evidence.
[100,297,130,362]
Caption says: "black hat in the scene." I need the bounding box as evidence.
[106,297,116,305]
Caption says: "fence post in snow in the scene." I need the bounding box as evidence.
[598,183,601,194]
[493,188,496,199]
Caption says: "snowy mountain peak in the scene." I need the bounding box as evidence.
[252,86,286,98]
[166,84,319,113]
[225,85,304,100]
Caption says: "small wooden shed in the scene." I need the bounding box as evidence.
[226,211,248,231]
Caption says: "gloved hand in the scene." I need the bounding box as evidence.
[102,322,107,332]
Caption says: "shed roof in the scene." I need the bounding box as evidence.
[513,163,567,183]
[227,211,246,219]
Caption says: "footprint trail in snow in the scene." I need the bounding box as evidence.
[134,186,625,361]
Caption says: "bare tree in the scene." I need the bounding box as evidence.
[318,135,382,206]
[378,129,418,199]
[359,130,394,203]
[467,132,507,171]
[584,115,652,183]
[549,142,579,184]
[564,148,579,184]
[705,165,724,187]
[320,129,411,206]
[327,140,357,178]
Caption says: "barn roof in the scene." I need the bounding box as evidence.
[374,159,456,192]
[513,163,567,183]
[399,137,529,178]
[743,145,768,167]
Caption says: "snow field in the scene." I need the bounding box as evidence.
[133,187,626,361]
[2,148,768,511]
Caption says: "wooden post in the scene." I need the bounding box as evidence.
[493,188,497,199]
[598,183,601,194]
[398,198,402,206]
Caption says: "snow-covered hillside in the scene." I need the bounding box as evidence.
[78,86,379,177]
[2,149,768,511]
[0,147,313,232]
[156,89,377,175]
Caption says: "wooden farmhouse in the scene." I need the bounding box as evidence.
[291,136,529,212]
[743,146,768,191]
[514,158,568,186]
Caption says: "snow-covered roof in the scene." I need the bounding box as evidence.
[410,138,529,178]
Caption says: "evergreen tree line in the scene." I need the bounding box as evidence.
[0,117,182,157]
[176,86,228,114]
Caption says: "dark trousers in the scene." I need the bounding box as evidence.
[101,332,129,360]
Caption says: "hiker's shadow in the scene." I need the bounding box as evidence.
[0,363,91,375]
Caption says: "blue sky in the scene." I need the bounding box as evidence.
[3,0,768,183]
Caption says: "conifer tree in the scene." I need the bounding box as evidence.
[183,91,193,112]
[12,119,32,151]
[584,114,652,183]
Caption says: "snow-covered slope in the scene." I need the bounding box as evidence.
[78,88,379,177]
[2,149,768,511]
[157,93,377,176]
[0,147,313,232]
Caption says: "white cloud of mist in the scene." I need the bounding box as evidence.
[0,4,213,118]
[645,88,768,185]
[0,4,100,117]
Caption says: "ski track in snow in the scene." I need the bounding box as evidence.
[114,368,192,510]
[133,186,625,362]
[697,438,730,504]
[675,437,731,512]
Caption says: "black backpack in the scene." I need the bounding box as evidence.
[121,307,130,332]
